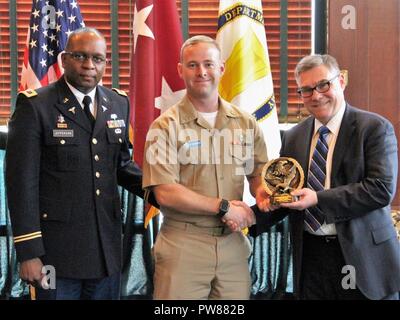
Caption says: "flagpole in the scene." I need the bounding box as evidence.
[110,0,120,88]
[180,1,189,41]
[280,0,289,120]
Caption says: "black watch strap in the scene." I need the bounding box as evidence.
[217,199,230,218]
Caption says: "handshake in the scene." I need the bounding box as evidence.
[221,186,278,232]
[221,187,277,232]
[220,200,257,232]
[221,182,320,232]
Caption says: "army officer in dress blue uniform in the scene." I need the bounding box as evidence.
[6,27,152,300]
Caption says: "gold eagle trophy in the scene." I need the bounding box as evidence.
[261,157,305,205]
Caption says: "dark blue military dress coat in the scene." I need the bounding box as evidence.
[6,77,146,279]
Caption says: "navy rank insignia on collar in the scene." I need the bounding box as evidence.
[57,114,68,128]
[63,97,69,103]
[19,89,37,98]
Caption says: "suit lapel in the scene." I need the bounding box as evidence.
[331,104,356,181]
[53,78,93,133]
[298,117,314,178]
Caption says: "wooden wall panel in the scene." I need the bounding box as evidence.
[328,0,400,207]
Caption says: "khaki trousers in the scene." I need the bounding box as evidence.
[153,221,252,300]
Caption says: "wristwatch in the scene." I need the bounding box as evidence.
[217,199,230,218]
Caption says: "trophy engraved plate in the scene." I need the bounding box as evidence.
[261,157,304,205]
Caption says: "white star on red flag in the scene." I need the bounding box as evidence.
[129,0,186,167]
[132,4,154,53]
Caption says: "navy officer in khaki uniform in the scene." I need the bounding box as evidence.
[143,35,269,299]
[6,27,153,299]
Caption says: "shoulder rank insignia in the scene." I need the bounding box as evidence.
[112,88,127,97]
[19,89,38,98]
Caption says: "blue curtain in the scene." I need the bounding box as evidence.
[119,190,155,299]
[249,218,294,299]
[0,148,29,299]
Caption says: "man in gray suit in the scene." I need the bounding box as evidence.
[251,54,400,299]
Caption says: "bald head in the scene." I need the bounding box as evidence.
[65,27,106,52]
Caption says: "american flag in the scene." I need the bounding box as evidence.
[20,0,85,90]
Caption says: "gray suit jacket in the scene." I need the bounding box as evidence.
[252,104,400,299]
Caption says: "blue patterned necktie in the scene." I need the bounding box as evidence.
[304,126,330,232]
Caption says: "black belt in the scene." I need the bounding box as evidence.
[304,231,338,243]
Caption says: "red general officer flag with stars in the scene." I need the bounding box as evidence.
[129,0,185,167]
[20,0,85,90]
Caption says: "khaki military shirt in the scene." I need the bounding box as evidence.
[143,95,268,227]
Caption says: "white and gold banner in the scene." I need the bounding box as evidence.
[217,0,281,161]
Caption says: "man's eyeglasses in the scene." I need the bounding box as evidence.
[64,51,107,65]
[297,74,340,98]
